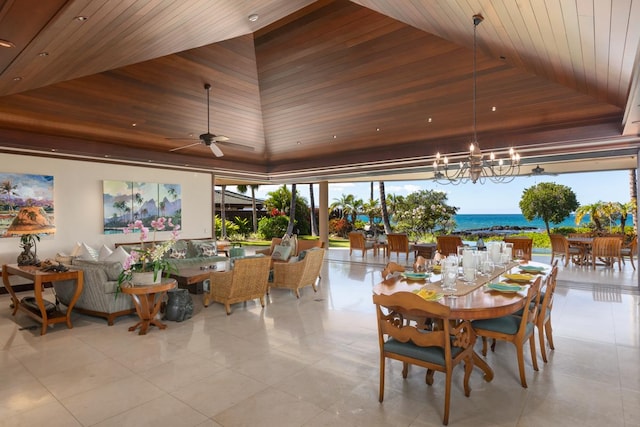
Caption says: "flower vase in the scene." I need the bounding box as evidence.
[131,270,163,285]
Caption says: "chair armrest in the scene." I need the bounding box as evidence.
[255,247,272,255]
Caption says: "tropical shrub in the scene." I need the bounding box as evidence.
[258,215,290,239]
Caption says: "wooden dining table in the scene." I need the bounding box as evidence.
[567,236,593,265]
[372,260,552,382]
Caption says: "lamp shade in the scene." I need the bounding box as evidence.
[7,206,55,235]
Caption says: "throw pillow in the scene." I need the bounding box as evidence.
[78,243,99,261]
[272,244,292,261]
[281,233,291,246]
[298,250,307,261]
[169,249,187,259]
[105,246,130,267]
[200,244,217,257]
[98,244,113,261]
[290,234,298,256]
[70,242,82,257]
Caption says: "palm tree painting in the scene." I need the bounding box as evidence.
[0,173,54,238]
[103,181,181,233]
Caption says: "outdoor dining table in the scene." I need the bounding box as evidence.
[372,260,552,382]
[567,237,593,265]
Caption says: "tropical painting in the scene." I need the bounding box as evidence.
[103,180,181,234]
[0,173,55,238]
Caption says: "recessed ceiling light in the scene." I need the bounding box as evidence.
[131,123,137,127]
[38,52,49,57]
[248,13,259,22]
[0,39,15,48]
[376,128,380,131]
[427,117,432,123]
[75,16,88,22]
[296,141,301,144]
[13,76,22,81]
[333,135,337,139]
[51,149,57,152]
[491,106,496,112]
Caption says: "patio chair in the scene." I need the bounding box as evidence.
[621,237,637,270]
[590,236,622,270]
[386,233,410,260]
[436,235,463,258]
[348,231,375,257]
[504,236,533,261]
[549,234,584,266]
[471,276,542,388]
[373,292,476,425]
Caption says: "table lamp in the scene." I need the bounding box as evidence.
[6,206,56,266]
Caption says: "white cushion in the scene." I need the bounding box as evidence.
[272,244,292,261]
[104,246,130,267]
[98,244,113,261]
[70,242,82,257]
[77,243,99,261]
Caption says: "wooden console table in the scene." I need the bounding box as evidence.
[121,279,176,335]
[2,264,84,336]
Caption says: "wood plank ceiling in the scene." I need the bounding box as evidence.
[0,0,638,184]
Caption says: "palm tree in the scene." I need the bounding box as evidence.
[309,183,317,236]
[236,184,260,232]
[330,194,353,220]
[575,202,604,231]
[362,198,379,228]
[379,181,392,233]
[286,184,297,235]
[0,180,18,212]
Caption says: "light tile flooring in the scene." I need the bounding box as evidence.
[1,248,639,426]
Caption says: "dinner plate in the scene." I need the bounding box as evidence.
[503,273,535,283]
[518,265,545,273]
[412,288,443,301]
[486,282,525,293]
[402,272,428,281]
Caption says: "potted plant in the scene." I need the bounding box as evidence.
[117,217,180,292]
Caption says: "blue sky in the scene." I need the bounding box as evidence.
[231,170,632,215]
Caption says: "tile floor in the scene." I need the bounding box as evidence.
[0,248,639,426]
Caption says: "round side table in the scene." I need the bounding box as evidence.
[121,278,176,335]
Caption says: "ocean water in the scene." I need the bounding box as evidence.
[453,214,578,232]
[360,213,629,232]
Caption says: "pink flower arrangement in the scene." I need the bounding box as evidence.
[118,217,181,289]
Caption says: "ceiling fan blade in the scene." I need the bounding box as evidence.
[216,140,255,152]
[209,143,224,157]
[169,141,201,152]
[212,135,229,142]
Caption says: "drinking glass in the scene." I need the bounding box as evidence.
[515,249,525,262]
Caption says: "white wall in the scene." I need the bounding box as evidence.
[0,153,213,266]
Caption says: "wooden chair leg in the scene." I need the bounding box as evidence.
[545,319,555,350]
[378,356,385,402]
[538,325,548,363]
[516,345,528,388]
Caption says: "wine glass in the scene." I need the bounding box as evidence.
[515,249,525,262]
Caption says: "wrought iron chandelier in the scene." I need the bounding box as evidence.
[432,14,520,185]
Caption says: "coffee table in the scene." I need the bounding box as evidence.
[170,261,229,293]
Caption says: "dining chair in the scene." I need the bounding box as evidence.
[436,235,463,258]
[590,236,622,270]
[549,234,584,266]
[503,236,533,261]
[537,265,558,363]
[471,276,542,388]
[373,292,476,425]
[348,231,375,257]
[386,233,410,260]
[621,237,636,270]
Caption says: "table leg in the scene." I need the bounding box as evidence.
[472,352,494,382]
[128,291,168,335]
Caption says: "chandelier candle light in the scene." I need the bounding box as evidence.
[432,14,520,185]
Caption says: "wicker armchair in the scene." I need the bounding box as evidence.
[270,248,325,298]
[203,256,271,314]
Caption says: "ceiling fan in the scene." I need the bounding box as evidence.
[168,83,253,157]
[528,165,558,177]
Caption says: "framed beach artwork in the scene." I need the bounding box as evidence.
[103,180,181,234]
[0,173,55,238]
